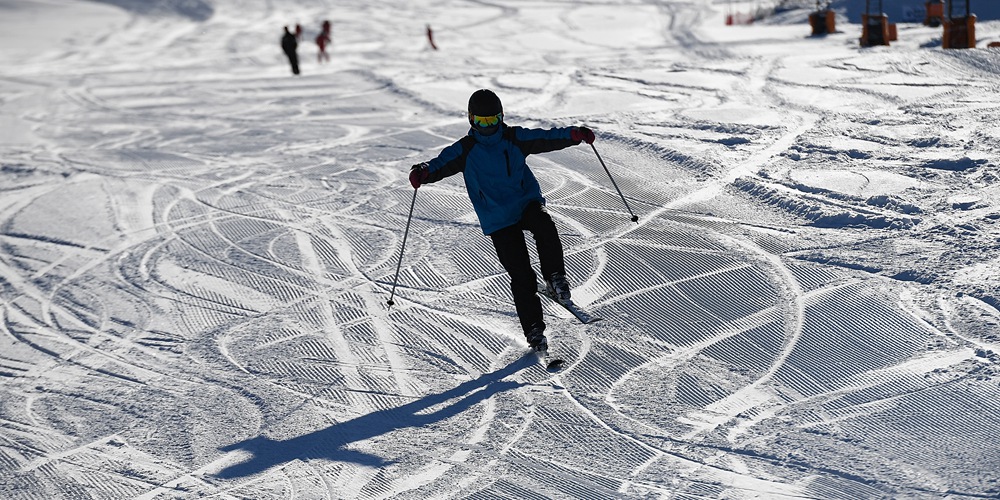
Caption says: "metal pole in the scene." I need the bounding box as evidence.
[590,143,639,223]
[386,188,418,309]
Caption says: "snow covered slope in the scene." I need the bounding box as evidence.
[1,0,999,498]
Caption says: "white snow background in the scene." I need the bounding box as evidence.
[2,0,1000,498]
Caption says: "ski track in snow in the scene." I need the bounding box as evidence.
[1,0,1000,498]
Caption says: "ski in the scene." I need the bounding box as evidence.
[537,284,603,324]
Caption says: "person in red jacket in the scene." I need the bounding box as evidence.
[408,89,595,352]
[426,24,438,50]
[316,20,331,63]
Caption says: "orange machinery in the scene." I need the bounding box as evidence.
[860,0,890,47]
[943,0,976,48]
[809,2,836,35]
[925,0,944,27]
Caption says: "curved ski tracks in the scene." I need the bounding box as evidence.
[2,0,1000,499]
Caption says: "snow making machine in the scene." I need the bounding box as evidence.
[860,0,891,46]
[809,1,836,35]
[924,0,944,27]
[942,0,976,49]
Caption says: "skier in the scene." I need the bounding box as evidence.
[426,24,438,50]
[316,20,331,63]
[281,26,300,75]
[408,89,595,352]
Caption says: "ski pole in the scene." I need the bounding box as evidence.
[386,188,418,310]
[590,143,639,223]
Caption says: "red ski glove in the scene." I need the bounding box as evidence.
[409,163,429,189]
[571,126,595,144]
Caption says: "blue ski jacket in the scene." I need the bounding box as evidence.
[424,123,578,235]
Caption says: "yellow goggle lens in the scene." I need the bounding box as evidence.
[471,113,501,127]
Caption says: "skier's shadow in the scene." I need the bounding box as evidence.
[214,355,533,479]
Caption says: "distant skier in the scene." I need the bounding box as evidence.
[281,26,300,75]
[316,20,331,63]
[408,89,595,352]
[426,24,438,50]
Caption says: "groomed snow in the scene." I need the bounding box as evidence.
[1,0,999,498]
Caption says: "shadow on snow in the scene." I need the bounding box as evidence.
[215,356,533,479]
[86,0,213,21]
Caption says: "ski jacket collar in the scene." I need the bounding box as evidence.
[469,122,505,146]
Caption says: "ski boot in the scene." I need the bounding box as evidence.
[526,325,548,352]
[545,272,571,302]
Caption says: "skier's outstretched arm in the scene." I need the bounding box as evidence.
[408,137,472,189]
[513,126,595,155]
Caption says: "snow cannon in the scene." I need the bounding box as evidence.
[924,0,944,27]
[860,0,890,47]
[943,0,976,49]
[809,2,836,36]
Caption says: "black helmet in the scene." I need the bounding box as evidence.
[468,89,502,116]
[468,89,503,134]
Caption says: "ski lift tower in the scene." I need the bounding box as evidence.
[860,0,890,46]
[943,0,976,48]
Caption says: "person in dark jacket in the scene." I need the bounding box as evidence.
[408,89,595,352]
[281,26,299,75]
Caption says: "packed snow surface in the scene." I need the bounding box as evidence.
[1,0,999,498]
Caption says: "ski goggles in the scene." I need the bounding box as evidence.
[470,112,502,128]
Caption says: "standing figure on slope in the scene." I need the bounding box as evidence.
[281,26,300,75]
[426,24,438,50]
[316,20,332,63]
[408,89,596,352]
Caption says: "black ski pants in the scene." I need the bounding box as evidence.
[284,50,300,75]
[489,202,566,337]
